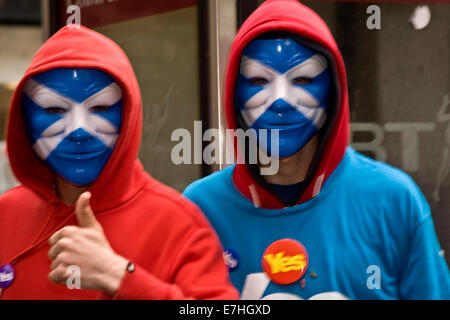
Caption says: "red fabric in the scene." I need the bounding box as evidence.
[228,0,350,209]
[0,25,238,300]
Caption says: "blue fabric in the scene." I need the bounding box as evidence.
[183,147,450,300]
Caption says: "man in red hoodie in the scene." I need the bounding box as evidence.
[0,25,238,300]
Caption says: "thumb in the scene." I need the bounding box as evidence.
[75,191,101,229]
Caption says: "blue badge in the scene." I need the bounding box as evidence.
[0,264,15,288]
[223,249,240,271]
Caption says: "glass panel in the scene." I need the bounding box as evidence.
[92,6,202,191]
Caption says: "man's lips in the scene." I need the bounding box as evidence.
[54,149,108,160]
[257,122,305,129]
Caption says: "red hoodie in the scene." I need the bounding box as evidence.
[227,0,350,209]
[0,25,238,300]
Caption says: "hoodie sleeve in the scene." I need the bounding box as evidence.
[399,216,450,300]
[101,226,239,300]
[397,182,450,300]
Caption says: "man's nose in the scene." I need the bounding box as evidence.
[270,98,292,113]
[66,128,92,142]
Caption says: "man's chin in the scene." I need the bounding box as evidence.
[51,164,102,187]
[57,175,91,188]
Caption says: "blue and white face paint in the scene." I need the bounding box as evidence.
[22,69,122,186]
[235,38,331,158]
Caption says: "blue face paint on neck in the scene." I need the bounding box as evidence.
[235,38,332,158]
[22,68,122,186]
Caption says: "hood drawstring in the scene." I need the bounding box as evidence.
[248,184,261,208]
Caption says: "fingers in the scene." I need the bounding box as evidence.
[50,251,69,270]
[48,237,73,260]
[48,238,76,284]
[48,263,70,284]
[49,225,80,246]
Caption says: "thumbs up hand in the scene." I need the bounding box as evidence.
[48,192,128,296]
[73,191,102,230]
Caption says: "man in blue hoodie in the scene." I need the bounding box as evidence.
[184,0,449,300]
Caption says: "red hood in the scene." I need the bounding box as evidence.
[226,0,350,209]
[6,25,147,212]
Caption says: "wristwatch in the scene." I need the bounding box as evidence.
[126,261,135,273]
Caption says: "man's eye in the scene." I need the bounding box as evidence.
[248,77,269,86]
[45,107,67,114]
[291,77,313,85]
[90,105,111,112]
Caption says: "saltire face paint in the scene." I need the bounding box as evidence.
[22,68,122,186]
[235,38,332,158]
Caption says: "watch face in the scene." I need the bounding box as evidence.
[126,262,135,273]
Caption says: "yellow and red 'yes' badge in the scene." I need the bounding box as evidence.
[262,239,309,285]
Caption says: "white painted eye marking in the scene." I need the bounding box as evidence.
[84,82,122,109]
[239,54,327,127]
[41,119,65,137]
[23,79,71,110]
[240,57,275,81]
[287,54,327,79]
[24,79,122,160]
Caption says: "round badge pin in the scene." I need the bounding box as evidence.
[261,239,309,285]
[0,264,15,288]
[223,249,240,271]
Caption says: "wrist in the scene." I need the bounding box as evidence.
[102,254,128,296]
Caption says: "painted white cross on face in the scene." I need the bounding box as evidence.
[235,38,332,158]
[23,79,122,160]
[239,53,328,128]
[22,68,123,186]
